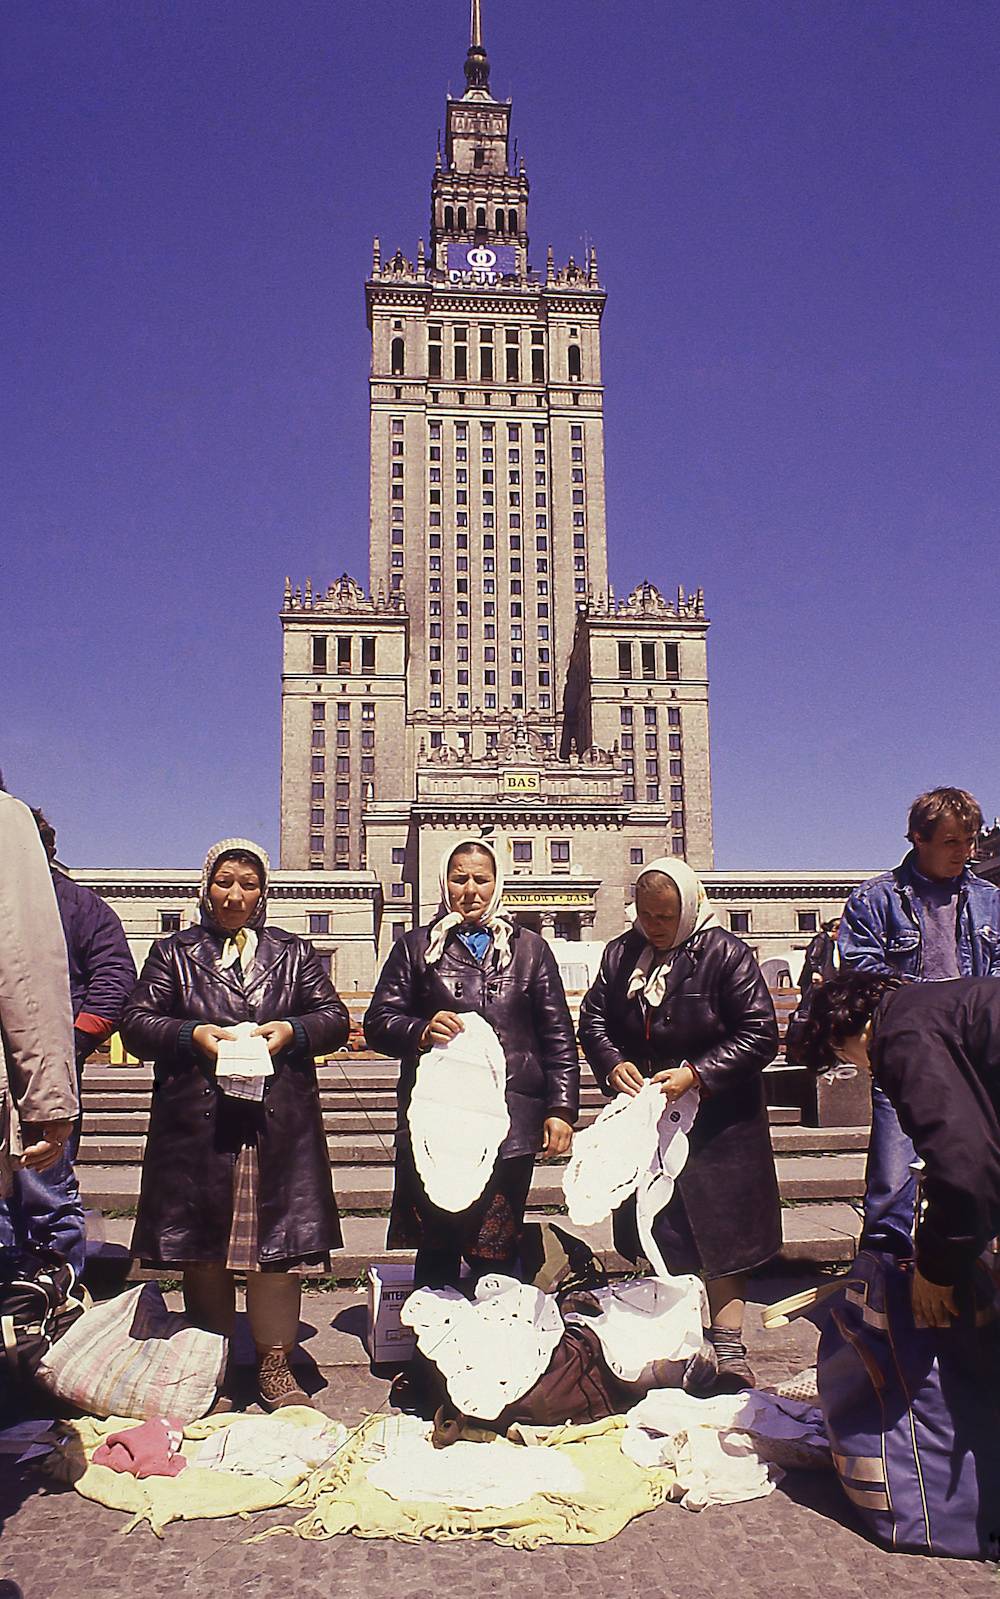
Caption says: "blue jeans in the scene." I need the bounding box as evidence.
[860,1083,918,1256]
[0,1149,86,1278]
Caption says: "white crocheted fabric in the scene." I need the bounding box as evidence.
[563,1276,706,1383]
[407,1012,510,1213]
[366,1424,583,1510]
[562,1083,699,1280]
[400,1274,564,1419]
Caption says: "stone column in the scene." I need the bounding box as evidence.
[540,911,558,944]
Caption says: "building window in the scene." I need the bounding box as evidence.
[617,641,632,678]
[646,784,660,803]
[797,911,819,933]
[361,701,375,721]
[641,641,656,679]
[730,911,751,934]
[568,343,582,381]
[668,707,681,726]
[337,702,350,721]
[361,636,375,671]
[390,882,406,898]
[623,784,635,802]
[620,706,633,725]
[309,913,330,935]
[629,848,644,866]
[310,835,325,854]
[512,841,532,864]
[311,636,327,672]
[665,643,680,679]
[311,755,325,774]
[311,701,325,721]
[391,847,406,865]
[392,922,406,942]
[311,728,325,748]
[160,911,182,933]
[390,337,405,376]
[310,808,324,827]
[550,840,570,864]
[672,836,685,856]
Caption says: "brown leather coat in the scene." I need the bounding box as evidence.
[363,923,579,1158]
[579,925,781,1276]
[121,925,347,1264]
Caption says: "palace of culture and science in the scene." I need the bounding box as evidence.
[278,6,714,960]
[78,8,869,990]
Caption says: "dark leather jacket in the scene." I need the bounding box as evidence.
[364,922,580,1158]
[121,925,348,1264]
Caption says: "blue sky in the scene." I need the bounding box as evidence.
[3,0,998,870]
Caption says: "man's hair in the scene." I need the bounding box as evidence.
[30,807,57,860]
[906,787,982,842]
[790,970,899,1074]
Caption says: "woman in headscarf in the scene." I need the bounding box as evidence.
[120,838,348,1409]
[364,836,579,1290]
[579,858,780,1387]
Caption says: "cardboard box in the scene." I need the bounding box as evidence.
[366,1263,417,1364]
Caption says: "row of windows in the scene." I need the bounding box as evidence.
[441,203,519,233]
[310,636,378,674]
[621,706,682,727]
[729,910,821,936]
[618,641,680,681]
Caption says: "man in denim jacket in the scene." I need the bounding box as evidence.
[838,787,1000,1254]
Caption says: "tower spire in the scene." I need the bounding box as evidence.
[464,0,491,94]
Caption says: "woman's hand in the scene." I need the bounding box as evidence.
[419,1011,465,1051]
[254,1020,295,1056]
[541,1117,573,1158]
[18,1121,75,1172]
[609,1060,644,1097]
[911,1267,959,1329]
[192,1024,237,1061]
[652,1064,698,1101]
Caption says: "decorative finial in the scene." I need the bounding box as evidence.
[464,0,490,93]
[417,237,425,270]
[546,244,554,284]
[372,236,381,272]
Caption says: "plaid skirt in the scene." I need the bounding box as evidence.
[387,1135,534,1265]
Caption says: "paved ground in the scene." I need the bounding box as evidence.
[1,1276,996,1598]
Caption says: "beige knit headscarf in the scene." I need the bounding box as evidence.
[425,836,515,970]
[627,857,720,1007]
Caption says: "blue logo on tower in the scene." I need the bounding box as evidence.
[446,243,517,285]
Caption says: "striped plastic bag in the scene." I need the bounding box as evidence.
[36,1281,226,1423]
[818,1249,1000,1560]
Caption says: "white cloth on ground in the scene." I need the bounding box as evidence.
[621,1388,828,1511]
[364,1417,584,1510]
[407,1011,510,1212]
[562,1081,698,1280]
[563,1275,706,1384]
[191,1412,347,1485]
[401,1273,563,1418]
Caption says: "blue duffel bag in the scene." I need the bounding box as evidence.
[818,1248,1000,1561]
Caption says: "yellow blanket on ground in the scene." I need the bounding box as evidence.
[49,1408,340,1537]
[255,1414,673,1550]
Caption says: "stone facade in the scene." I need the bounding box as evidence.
[280,11,714,958]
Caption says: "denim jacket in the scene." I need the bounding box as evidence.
[838,851,1000,981]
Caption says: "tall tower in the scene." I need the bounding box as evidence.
[280,3,713,931]
[365,3,609,748]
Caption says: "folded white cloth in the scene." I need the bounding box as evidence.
[401,1273,564,1418]
[408,1012,510,1212]
[365,1422,583,1510]
[563,1276,706,1384]
[215,1021,274,1101]
[191,1413,346,1485]
[621,1388,828,1511]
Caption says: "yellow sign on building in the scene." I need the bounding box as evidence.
[504,889,593,908]
[501,771,541,793]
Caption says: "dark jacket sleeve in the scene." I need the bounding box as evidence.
[363,936,428,1060]
[873,993,1000,1286]
[688,938,779,1094]
[73,893,138,1027]
[529,939,580,1123]
[578,942,627,1094]
[119,938,190,1062]
[289,940,350,1058]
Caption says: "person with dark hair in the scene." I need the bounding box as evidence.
[838,786,1000,1258]
[579,859,781,1388]
[120,838,348,1409]
[0,809,137,1277]
[797,918,841,994]
[795,969,1000,1329]
[364,836,578,1292]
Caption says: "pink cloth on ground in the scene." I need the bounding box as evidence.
[93,1418,187,1479]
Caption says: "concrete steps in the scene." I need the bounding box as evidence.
[76,1056,868,1273]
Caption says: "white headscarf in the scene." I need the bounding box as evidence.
[424,836,515,971]
[627,857,720,1007]
[199,836,270,977]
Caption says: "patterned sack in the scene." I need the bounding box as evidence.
[818,1248,1000,1561]
[36,1281,227,1423]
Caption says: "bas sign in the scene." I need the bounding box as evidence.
[501,772,540,793]
[446,243,517,286]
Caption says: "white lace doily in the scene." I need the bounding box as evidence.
[408,1012,510,1212]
